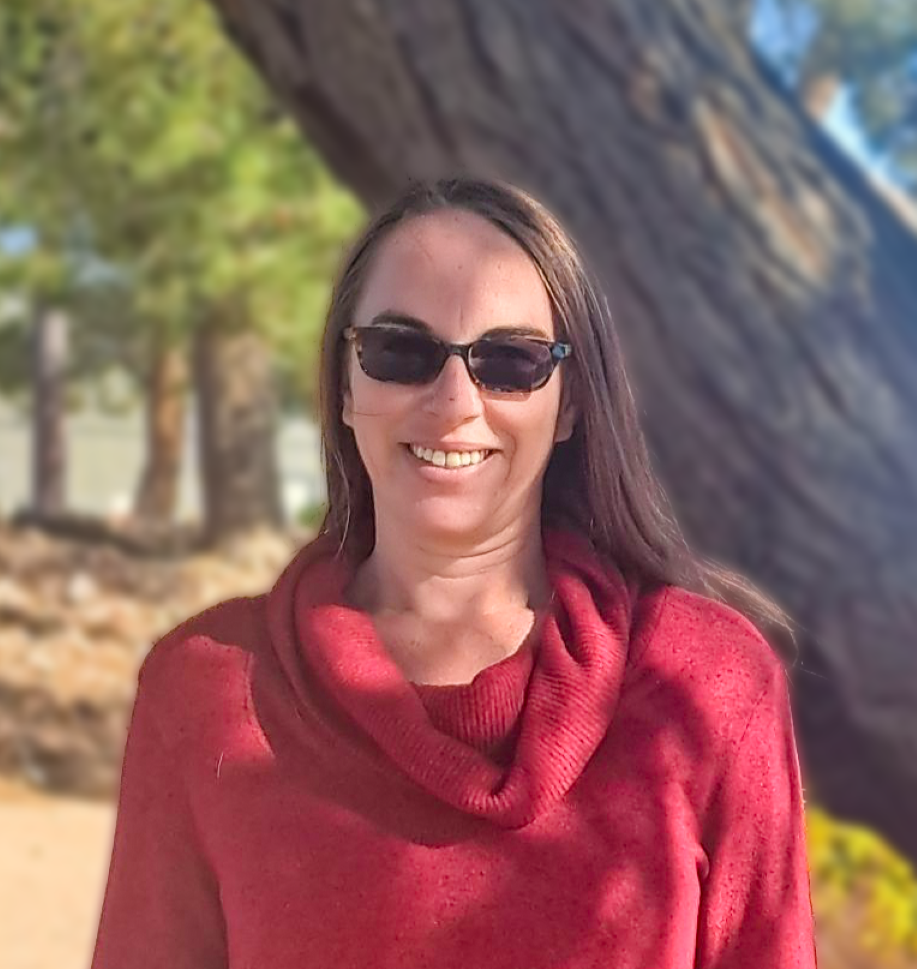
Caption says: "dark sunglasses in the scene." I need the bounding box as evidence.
[342,324,572,393]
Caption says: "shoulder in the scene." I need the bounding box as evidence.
[633,585,787,755]
[133,594,270,745]
[135,531,343,729]
[651,585,782,686]
[139,594,268,684]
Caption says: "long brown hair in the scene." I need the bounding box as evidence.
[317,176,796,662]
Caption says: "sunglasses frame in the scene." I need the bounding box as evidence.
[342,324,573,393]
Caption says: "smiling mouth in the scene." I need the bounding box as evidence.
[404,443,495,469]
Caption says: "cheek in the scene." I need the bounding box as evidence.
[348,372,418,429]
[493,394,562,451]
[348,365,394,414]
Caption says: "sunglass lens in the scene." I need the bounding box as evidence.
[470,338,554,392]
[358,328,441,383]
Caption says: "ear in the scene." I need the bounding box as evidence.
[553,372,578,444]
[554,398,577,444]
[342,387,354,428]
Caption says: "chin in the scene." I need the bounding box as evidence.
[408,508,492,543]
[416,515,487,538]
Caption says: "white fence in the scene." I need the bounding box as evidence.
[0,404,326,522]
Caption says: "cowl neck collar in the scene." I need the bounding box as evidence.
[266,528,653,829]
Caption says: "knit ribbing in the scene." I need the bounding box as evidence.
[413,641,532,753]
[268,528,656,828]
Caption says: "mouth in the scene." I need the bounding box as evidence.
[403,443,496,469]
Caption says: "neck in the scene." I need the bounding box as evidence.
[346,518,553,624]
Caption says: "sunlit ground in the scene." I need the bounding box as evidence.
[0,778,113,969]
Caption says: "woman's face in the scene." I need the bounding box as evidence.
[342,208,576,547]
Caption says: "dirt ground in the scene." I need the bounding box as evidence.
[0,778,114,969]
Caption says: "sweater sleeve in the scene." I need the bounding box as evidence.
[90,668,228,969]
[695,663,818,968]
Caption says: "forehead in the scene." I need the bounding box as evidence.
[354,209,554,336]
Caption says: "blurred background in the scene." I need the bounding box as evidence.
[1,0,916,967]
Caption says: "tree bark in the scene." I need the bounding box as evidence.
[133,330,187,525]
[30,306,68,518]
[193,304,283,546]
[205,0,917,865]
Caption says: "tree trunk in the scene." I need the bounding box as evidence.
[193,304,283,546]
[133,330,187,525]
[30,305,68,518]
[206,0,917,865]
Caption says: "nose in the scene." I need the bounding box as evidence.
[423,353,483,420]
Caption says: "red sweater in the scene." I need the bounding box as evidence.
[91,528,817,969]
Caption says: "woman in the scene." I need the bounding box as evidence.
[91,176,817,968]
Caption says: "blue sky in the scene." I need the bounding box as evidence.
[1,226,36,257]
[823,92,891,174]
[751,0,890,175]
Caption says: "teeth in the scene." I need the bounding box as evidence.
[409,444,490,468]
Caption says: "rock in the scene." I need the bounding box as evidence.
[65,572,98,605]
[0,577,39,621]
[0,516,305,795]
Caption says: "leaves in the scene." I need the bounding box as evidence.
[0,0,363,404]
[808,806,917,959]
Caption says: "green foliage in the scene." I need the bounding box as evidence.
[769,0,917,187]
[0,0,363,404]
[808,806,917,959]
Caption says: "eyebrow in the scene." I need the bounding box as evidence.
[367,311,553,341]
